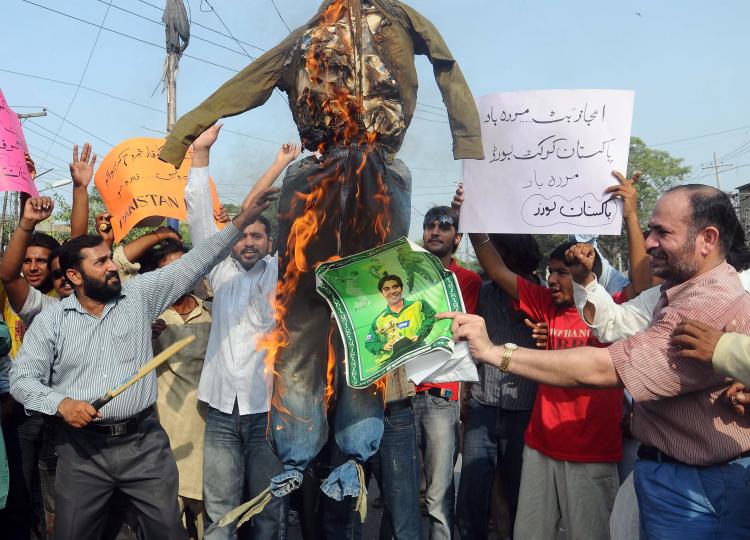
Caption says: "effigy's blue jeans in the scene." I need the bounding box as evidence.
[269,147,412,500]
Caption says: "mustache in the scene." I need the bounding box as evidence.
[647,247,667,259]
[105,271,120,281]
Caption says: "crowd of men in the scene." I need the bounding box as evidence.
[0,124,749,540]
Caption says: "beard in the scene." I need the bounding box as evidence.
[82,270,122,302]
[648,242,697,283]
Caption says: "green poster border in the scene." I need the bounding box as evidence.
[316,237,465,388]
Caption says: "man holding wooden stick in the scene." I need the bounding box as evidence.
[9,187,278,540]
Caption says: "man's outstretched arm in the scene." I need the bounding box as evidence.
[439,312,622,388]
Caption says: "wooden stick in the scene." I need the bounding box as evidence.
[91,335,195,410]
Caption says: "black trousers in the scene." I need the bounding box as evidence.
[53,411,185,540]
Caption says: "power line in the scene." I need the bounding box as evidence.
[38,0,112,170]
[652,124,750,147]
[91,0,252,58]
[1,67,166,113]
[26,120,80,148]
[133,0,266,52]
[23,124,75,151]
[45,109,114,148]
[21,0,243,73]
[269,0,292,33]
[198,0,255,59]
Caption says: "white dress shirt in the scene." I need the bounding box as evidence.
[573,269,750,343]
[186,166,277,415]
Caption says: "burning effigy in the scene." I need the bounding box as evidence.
[160,0,483,526]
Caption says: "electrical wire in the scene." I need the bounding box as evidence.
[37,0,113,169]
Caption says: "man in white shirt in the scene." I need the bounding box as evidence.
[185,124,298,539]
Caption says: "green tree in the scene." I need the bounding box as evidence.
[596,136,691,272]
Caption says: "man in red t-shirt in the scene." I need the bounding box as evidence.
[415,206,481,539]
[468,236,623,539]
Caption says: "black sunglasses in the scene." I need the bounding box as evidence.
[423,214,455,231]
[51,270,65,280]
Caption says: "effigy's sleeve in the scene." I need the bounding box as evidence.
[396,2,484,161]
[159,30,303,168]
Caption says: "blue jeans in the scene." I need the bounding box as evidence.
[270,149,411,499]
[457,399,531,540]
[203,405,287,540]
[413,394,459,540]
[323,402,421,540]
[634,455,750,539]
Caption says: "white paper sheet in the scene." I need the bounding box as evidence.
[461,89,634,235]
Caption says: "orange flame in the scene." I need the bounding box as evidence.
[262,0,393,430]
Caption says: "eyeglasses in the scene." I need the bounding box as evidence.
[51,270,64,280]
[423,214,455,231]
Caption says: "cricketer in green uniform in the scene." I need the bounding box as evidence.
[365,274,435,362]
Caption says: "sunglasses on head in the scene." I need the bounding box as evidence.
[423,214,455,231]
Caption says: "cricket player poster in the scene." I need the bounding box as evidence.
[316,237,468,389]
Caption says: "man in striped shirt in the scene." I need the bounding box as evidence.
[9,189,277,540]
[444,185,750,538]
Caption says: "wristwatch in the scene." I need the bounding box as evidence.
[500,343,518,372]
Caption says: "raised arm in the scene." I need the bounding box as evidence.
[452,184,518,300]
[185,124,222,245]
[121,226,181,264]
[69,143,97,238]
[0,197,55,314]
[605,171,651,297]
[134,187,279,320]
[241,143,300,210]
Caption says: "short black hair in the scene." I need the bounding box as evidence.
[28,232,60,253]
[250,215,273,238]
[378,274,403,291]
[549,241,603,279]
[58,235,106,276]
[669,184,750,272]
[140,239,189,273]
[423,206,458,231]
[489,234,542,276]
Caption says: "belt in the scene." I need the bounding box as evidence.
[638,445,750,466]
[416,387,453,400]
[84,406,154,437]
[384,397,412,417]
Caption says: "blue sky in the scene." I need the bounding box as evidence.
[3,0,750,238]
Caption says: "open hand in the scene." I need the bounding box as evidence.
[671,319,736,365]
[192,123,223,152]
[70,143,97,188]
[234,187,280,229]
[275,143,301,168]
[605,170,641,220]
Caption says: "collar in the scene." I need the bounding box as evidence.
[166,295,206,323]
[61,290,125,318]
[230,253,273,275]
[383,298,415,317]
[660,261,736,304]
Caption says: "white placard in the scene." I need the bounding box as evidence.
[461,89,634,235]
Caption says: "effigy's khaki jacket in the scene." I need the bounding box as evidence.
[159,0,484,168]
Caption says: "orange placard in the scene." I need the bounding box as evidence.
[94,137,224,241]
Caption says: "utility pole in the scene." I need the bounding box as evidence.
[702,152,733,191]
[162,0,190,231]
